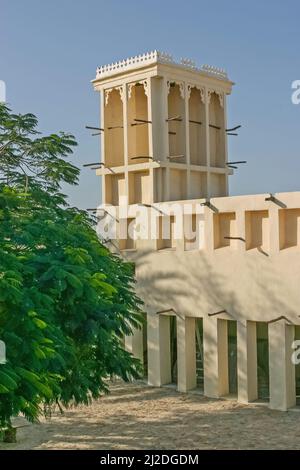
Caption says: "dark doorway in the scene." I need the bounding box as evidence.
[256,322,269,401]
[142,313,148,377]
[195,318,204,391]
[228,320,237,395]
[170,316,178,384]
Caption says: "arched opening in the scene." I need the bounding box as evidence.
[104,89,124,167]
[209,92,225,168]
[128,83,150,164]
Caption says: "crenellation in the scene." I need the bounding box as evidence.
[95,50,228,81]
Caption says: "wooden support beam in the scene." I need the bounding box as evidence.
[189,119,202,125]
[166,115,182,122]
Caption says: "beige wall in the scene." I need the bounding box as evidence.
[117,192,300,327]
[119,192,300,411]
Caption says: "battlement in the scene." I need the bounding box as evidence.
[95,50,228,81]
[98,191,300,255]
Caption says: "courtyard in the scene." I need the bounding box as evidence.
[2,382,300,450]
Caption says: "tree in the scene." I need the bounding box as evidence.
[0,104,143,438]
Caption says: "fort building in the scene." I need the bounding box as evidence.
[91,51,300,411]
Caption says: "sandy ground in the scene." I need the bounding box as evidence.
[1,381,300,450]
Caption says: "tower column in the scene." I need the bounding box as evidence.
[185,83,191,198]
[223,93,229,194]
[204,87,211,197]
[146,77,155,204]
[123,84,129,204]
[203,316,229,397]
[269,320,296,411]
[164,77,170,201]
[100,89,106,203]
[146,77,153,160]
[177,316,197,392]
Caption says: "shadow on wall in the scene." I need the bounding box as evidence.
[132,247,300,323]
[131,247,300,399]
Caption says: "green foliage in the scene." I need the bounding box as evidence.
[0,104,143,428]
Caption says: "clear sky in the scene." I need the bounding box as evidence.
[1,0,300,208]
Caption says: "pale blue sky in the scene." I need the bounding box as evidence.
[1,0,300,208]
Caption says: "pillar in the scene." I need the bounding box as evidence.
[123,84,129,203]
[223,93,229,195]
[147,313,171,387]
[205,88,211,197]
[163,78,170,200]
[237,321,258,403]
[269,320,296,411]
[100,89,106,203]
[177,316,196,392]
[185,83,191,198]
[203,316,229,397]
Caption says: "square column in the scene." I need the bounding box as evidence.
[237,321,258,403]
[223,94,229,195]
[100,89,106,203]
[203,316,229,397]
[204,88,211,197]
[147,313,171,387]
[269,320,296,411]
[177,316,196,392]
[123,84,129,202]
[124,326,143,364]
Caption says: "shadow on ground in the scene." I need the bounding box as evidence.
[1,382,300,450]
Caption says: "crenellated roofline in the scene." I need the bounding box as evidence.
[95,50,228,81]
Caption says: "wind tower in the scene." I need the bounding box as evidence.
[91,51,234,212]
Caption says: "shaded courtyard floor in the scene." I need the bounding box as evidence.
[1,381,300,450]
